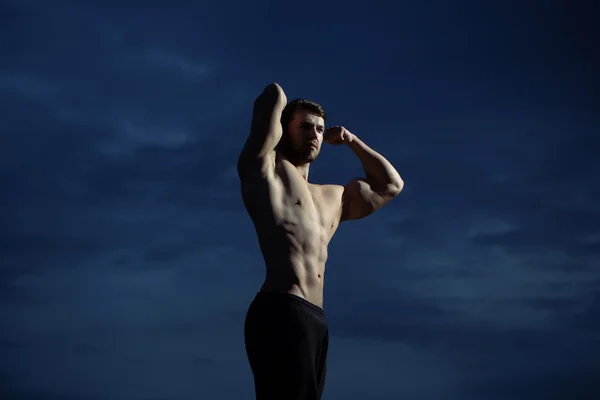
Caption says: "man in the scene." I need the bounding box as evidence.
[238,83,403,400]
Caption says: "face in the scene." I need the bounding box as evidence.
[285,109,325,163]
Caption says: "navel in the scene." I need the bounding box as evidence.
[294,199,302,206]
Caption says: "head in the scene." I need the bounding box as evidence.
[278,99,327,165]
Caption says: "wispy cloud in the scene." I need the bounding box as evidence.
[0,73,62,101]
[2,1,599,399]
[145,49,212,77]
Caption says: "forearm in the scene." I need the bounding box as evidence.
[347,135,403,194]
[241,83,286,161]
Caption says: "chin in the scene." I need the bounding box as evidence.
[306,153,319,163]
[286,146,320,165]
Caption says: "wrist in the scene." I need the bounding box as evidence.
[346,133,360,147]
[346,133,357,145]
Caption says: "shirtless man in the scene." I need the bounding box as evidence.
[238,83,403,400]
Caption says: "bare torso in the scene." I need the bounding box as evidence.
[239,83,402,308]
[240,155,344,308]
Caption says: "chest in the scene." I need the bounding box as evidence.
[275,164,338,232]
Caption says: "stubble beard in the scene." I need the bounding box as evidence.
[287,147,319,166]
[279,137,320,165]
[306,147,319,163]
[295,142,320,164]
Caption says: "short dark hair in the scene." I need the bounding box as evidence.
[281,99,326,133]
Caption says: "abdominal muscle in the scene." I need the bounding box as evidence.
[255,206,332,308]
[261,253,327,308]
[243,160,340,309]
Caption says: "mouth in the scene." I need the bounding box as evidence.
[309,143,318,150]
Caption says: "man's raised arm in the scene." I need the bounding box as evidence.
[237,83,287,177]
[324,126,403,221]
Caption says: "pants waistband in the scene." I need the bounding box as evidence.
[256,291,325,317]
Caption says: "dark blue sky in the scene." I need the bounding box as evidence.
[2,1,599,399]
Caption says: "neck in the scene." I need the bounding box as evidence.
[296,163,310,181]
[277,152,310,181]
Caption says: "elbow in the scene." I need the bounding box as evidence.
[257,83,287,107]
[396,178,404,193]
[386,178,404,198]
[371,178,403,200]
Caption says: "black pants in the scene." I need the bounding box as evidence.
[244,291,329,400]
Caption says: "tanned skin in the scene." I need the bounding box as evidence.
[237,83,403,308]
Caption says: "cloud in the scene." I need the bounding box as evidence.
[471,208,600,254]
[326,286,600,399]
[2,2,599,399]
[1,257,257,398]
[144,49,212,77]
[0,44,248,276]
[319,101,600,398]
[0,74,62,102]
[465,361,600,400]
[325,337,460,399]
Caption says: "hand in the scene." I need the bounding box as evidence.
[324,126,355,145]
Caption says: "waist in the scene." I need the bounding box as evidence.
[254,290,325,317]
[260,257,325,305]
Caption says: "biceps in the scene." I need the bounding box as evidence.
[341,179,386,221]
